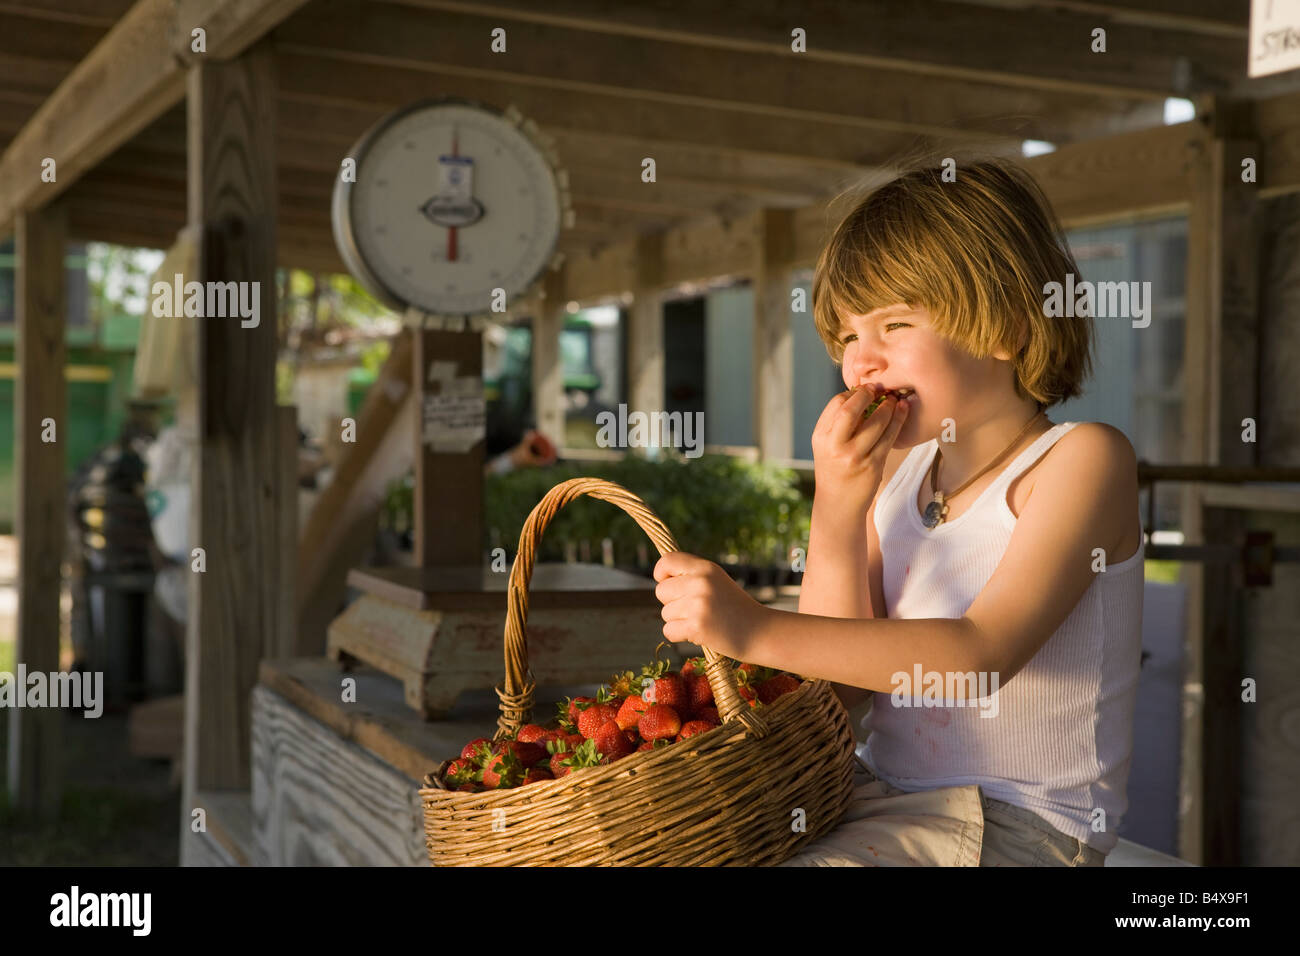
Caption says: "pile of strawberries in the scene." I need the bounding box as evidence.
[440,657,804,792]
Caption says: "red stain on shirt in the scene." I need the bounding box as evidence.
[922,707,952,727]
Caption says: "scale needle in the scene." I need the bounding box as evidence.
[446,126,459,263]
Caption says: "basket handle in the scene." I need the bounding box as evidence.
[493,476,769,741]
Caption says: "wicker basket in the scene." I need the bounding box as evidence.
[419,477,856,866]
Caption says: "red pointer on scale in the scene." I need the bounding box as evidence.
[447,126,458,263]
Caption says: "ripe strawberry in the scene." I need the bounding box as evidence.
[636,741,655,752]
[737,662,777,686]
[516,724,550,743]
[615,694,648,731]
[638,704,682,741]
[578,703,619,739]
[685,673,713,715]
[681,656,708,678]
[564,733,585,750]
[567,696,596,723]
[678,720,715,739]
[757,673,802,704]
[460,737,492,761]
[456,783,483,793]
[481,749,524,789]
[594,719,635,762]
[548,752,573,777]
[738,683,758,704]
[647,674,688,712]
[495,739,546,767]
[694,705,720,724]
[523,767,554,785]
[443,757,479,787]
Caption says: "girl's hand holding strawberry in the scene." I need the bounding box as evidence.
[810,382,909,519]
[653,551,769,660]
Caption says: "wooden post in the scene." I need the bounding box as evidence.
[7,199,67,818]
[182,39,279,818]
[532,266,567,452]
[754,209,795,462]
[412,326,484,567]
[1180,101,1260,866]
[276,405,299,660]
[627,233,665,457]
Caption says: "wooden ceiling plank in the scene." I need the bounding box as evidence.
[0,0,313,239]
[276,51,959,168]
[0,12,103,64]
[952,1,1247,38]
[375,0,1241,98]
[0,0,182,239]
[0,1,135,28]
[273,0,1166,144]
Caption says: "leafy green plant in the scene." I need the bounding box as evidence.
[382,453,811,570]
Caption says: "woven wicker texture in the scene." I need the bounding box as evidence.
[419,477,856,865]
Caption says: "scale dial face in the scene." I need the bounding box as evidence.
[332,98,564,318]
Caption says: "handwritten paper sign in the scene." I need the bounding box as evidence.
[1250,0,1300,77]
[421,359,485,453]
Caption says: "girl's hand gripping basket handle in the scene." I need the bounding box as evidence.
[494,477,768,741]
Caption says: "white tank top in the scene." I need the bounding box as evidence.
[860,420,1144,853]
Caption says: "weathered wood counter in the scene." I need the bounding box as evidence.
[251,656,668,865]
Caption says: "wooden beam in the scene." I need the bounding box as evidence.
[275,51,950,169]
[381,0,1244,98]
[626,232,665,454]
[271,96,868,202]
[753,208,795,461]
[532,266,567,454]
[7,198,67,819]
[1023,120,1211,227]
[276,405,299,660]
[0,0,311,239]
[959,0,1247,38]
[0,99,853,222]
[183,40,280,805]
[1197,503,1246,866]
[1253,92,1300,199]
[0,1,134,28]
[0,54,79,98]
[412,327,485,567]
[1198,139,1261,470]
[1177,97,1263,867]
[174,0,310,62]
[88,137,814,236]
[275,0,1167,145]
[0,0,181,240]
[0,12,102,67]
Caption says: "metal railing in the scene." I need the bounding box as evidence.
[1138,464,1300,585]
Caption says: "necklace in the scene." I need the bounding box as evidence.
[922,406,1048,530]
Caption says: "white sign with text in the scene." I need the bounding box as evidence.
[1250,0,1300,77]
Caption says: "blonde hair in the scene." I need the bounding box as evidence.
[811,157,1093,408]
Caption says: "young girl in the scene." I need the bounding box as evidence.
[653,158,1144,867]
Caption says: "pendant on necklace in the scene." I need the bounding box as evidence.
[923,493,948,530]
